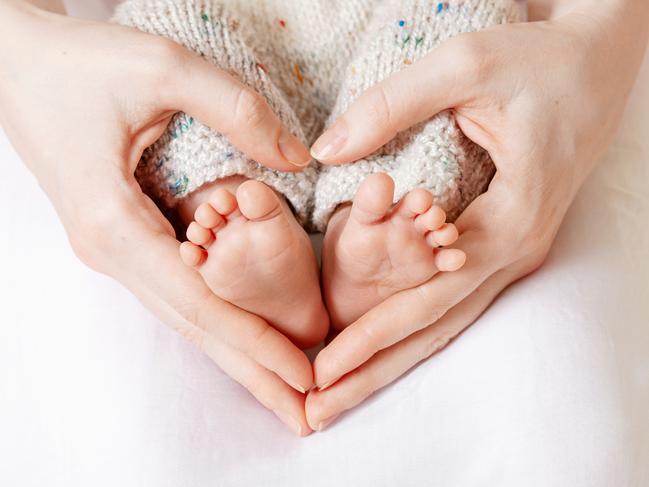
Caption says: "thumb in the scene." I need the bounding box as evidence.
[310,35,479,165]
[163,48,311,172]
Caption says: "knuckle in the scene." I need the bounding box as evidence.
[317,347,347,383]
[150,38,187,72]
[70,199,127,258]
[358,321,382,348]
[233,88,270,132]
[420,333,452,361]
[448,34,494,83]
[354,365,381,401]
[413,285,441,320]
[515,212,556,255]
[520,246,552,277]
[136,38,201,103]
[245,323,274,358]
[68,230,99,270]
[172,291,214,348]
[139,38,187,84]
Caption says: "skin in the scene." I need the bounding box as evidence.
[321,173,466,331]
[177,176,330,350]
[0,0,314,436]
[306,0,649,431]
[3,0,648,436]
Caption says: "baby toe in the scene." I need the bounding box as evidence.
[195,202,225,230]
[434,248,466,272]
[415,206,446,234]
[236,180,282,221]
[350,173,395,224]
[209,188,238,216]
[186,221,213,246]
[398,188,433,218]
[180,241,207,267]
[426,223,459,247]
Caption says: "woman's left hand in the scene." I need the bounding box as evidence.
[305,1,649,431]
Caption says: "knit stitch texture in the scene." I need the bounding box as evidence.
[312,0,521,229]
[112,0,320,224]
[113,0,522,230]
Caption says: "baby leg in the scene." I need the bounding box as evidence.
[322,173,465,330]
[317,0,522,329]
[178,177,328,349]
[113,0,328,347]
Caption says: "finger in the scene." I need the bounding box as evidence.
[306,268,514,430]
[433,248,466,272]
[427,223,459,247]
[186,221,213,246]
[100,187,314,394]
[194,202,225,230]
[164,49,311,171]
[414,206,446,234]
[312,189,514,389]
[179,241,206,267]
[313,226,500,390]
[310,36,476,164]
[134,233,313,393]
[202,335,311,436]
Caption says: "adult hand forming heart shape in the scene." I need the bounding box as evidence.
[2,0,647,436]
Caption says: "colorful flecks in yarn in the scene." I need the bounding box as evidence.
[170,174,189,196]
[114,0,522,231]
[436,2,449,13]
[313,0,522,230]
[256,62,268,73]
[293,63,304,83]
[395,17,424,49]
[113,0,316,225]
[170,117,194,139]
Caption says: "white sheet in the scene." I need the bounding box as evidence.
[1,3,648,486]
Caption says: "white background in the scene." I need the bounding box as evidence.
[1,2,648,485]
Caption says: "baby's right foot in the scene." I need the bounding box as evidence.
[179,180,329,349]
[322,173,466,330]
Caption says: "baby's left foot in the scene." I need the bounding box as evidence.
[322,173,466,330]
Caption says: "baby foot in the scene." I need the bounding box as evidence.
[179,180,329,348]
[322,173,466,330]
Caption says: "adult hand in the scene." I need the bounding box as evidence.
[0,1,313,435]
[306,0,649,430]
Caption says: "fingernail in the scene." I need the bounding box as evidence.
[275,410,303,436]
[286,380,307,394]
[317,379,336,392]
[310,122,347,161]
[278,130,311,167]
[316,414,339,432]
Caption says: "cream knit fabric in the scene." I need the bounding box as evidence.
[312,0,521,229]
[112,0,521,230]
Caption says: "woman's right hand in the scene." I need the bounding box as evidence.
[0,1,313,435]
